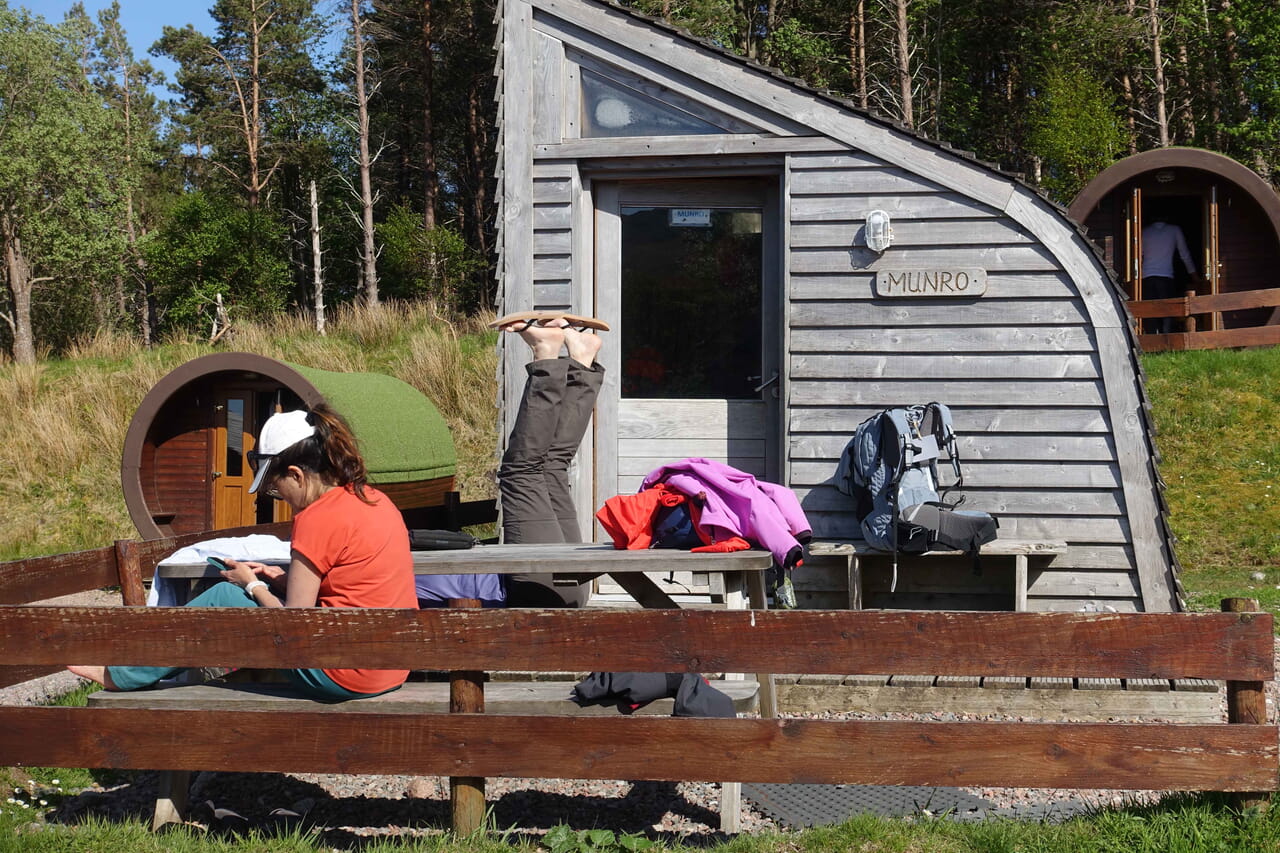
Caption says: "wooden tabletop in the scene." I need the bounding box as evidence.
[157,543,775,578]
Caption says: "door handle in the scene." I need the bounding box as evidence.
[211,471,223,480]
[752,372,779,394]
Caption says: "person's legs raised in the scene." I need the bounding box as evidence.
[499,321,605,608]
[544,327,605,542]
[498,321,569,545]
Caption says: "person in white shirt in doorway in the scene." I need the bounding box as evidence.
[1141,215,1199,334]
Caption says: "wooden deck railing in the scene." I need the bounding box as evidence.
[1130,287,1280,352]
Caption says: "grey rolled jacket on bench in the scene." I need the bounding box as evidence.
[571,671,735,717]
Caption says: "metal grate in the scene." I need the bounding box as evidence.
[742,783,1097,827]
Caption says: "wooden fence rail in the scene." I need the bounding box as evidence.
[1130,286,1280,352]
[0,606,1271,680]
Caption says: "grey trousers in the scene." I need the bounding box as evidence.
[499,356,604,607]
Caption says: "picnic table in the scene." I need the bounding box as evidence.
[158,542,774,610]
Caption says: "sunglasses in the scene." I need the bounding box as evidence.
[246,450,276,471]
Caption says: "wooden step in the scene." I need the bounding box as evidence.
[773,674,1224,722]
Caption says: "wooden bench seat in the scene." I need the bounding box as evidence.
[808,539,1067,610]
[86,678,760,716]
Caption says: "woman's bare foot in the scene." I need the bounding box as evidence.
[68,665,119,690]
[500,318,567,360]
[563,326,604,368]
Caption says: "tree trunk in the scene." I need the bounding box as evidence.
[246,0,264,207]
[850,2,868,110]
[1203,1,1222,149]
[310,180,325,335]
[1217,0,1248,122]
[894,0,913,128]
[465,0,492,307]
[352,0,379,307]
[1121,0,1138,154]
[421,0,438,229]
[1148,0,1170,147]
[1175,41,1195,142]
[110,25,151,346]
[2,214,37,365]
[733,0,757,59]
[762,0,779,65]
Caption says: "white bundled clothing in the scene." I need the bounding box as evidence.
[149,534,291,606]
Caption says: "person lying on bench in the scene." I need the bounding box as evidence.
[69,404,418,700]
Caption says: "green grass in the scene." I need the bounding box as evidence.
[0,302,498,562]
[1143,347,1280,618]
[2,795,1279,852]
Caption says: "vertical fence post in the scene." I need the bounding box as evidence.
[448,597,486,835]
[1223,597,1270,812]
[113,540,147,607]
[116,537,190,827]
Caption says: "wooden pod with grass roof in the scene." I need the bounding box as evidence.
[122,352,456,540]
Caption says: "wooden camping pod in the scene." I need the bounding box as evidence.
[492,0,1182,613]
[121,353,456,540]
[1070,147,1280,340]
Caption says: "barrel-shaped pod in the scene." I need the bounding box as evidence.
[121,352,456,540]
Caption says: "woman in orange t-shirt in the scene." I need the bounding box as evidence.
[70,404,417,700]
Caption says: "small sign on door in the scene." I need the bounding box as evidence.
[669,208,712,227]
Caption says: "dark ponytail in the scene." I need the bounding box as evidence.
[273,402,376,504]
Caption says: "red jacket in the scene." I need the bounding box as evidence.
[596,485,750,553]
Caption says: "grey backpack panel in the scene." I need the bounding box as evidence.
[836,402,997,559]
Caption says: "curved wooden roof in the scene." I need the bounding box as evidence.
[1069,147,1280,246]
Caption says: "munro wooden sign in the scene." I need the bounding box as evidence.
[875,269,988,297]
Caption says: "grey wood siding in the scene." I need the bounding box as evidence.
[531,167,576,310]
[500,0,1178,613]
[616,400,767,494]
[785,150,1137,610]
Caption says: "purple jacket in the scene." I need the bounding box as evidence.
[640,458,811,567]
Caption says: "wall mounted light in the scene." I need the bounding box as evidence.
[865,209,893,252]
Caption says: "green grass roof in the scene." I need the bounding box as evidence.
[289,362,456,484]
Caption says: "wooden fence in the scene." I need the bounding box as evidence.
[0,508,1274,835]
[1131,287,1280,352]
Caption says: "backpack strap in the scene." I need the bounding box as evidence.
[882,410,913,593]
[925,401,963,494]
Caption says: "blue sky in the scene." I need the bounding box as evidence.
[31,0,216,87]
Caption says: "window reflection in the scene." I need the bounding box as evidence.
[581,70,724,138]
[621,207,762,399]
[226,398,244,477]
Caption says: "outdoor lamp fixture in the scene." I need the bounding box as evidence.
[865,209,893,252]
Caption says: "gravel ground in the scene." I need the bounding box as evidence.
[9,596,1275,842]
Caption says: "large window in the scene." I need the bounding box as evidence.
[620,206,763,399]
